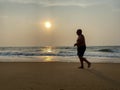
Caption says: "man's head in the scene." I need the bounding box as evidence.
[76,29,82,35]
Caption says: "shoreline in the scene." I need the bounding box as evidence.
[0,62,120,90]
[0,56,120,63]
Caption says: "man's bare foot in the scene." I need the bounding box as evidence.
[78,66,84,69]
[88,63,91,68]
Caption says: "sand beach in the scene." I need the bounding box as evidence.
[0,61,120,90]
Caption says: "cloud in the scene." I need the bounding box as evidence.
[0,0,104,8]
[0,0,38,4]
[110,0,120,12]
[0,0,120,11]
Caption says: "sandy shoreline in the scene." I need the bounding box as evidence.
[0,62,120,90]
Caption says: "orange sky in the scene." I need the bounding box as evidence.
[0,0,120,46]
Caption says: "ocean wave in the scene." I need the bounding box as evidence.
[0,52,76,57]
[98,49,114,52]
[0,46,120,58]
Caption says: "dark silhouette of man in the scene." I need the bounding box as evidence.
[74,29,91,69]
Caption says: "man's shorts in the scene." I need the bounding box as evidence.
[77,46,86,57]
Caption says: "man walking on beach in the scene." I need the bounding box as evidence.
[74,29,91,69]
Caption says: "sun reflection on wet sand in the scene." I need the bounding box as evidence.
[44,56,53,62]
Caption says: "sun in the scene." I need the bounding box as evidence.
[45,21,52,29]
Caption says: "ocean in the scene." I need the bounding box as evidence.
[0,46,120,63]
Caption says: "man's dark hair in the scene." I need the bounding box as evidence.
[77,29,82,35]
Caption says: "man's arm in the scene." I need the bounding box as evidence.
[74,43,77,47]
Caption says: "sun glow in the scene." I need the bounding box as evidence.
[45,21,52,29]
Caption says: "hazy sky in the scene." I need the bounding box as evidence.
[0,0,120,46]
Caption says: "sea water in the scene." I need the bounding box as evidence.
[0,46,120,63]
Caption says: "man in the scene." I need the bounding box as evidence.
[74,29,91,69]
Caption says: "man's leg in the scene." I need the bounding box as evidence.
[82,57,91,68]
[78,56,84,68]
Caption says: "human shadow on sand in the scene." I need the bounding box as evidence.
[86,68,120,88]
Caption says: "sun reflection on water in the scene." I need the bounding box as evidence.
[42,46,53,53]
[42,46,54,62]
[47,48,52,53]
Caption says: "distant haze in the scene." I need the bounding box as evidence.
[0,0,120,46]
